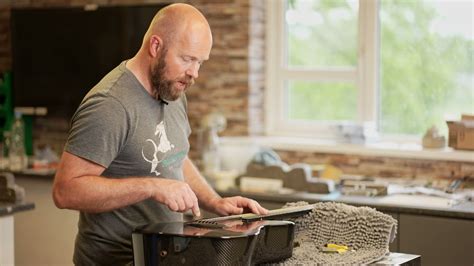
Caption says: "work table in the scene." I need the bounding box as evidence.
[217,188,474,220]
[217,188,474,266]
[0,201,35,217]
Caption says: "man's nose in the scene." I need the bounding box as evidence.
[186,62,200,79]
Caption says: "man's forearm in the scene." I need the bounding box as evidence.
[183,157,221,212]
[53,175,154,213]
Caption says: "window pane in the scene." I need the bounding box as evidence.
[286,0,358,67]
[288,81,357,121]
[380,0,474,135]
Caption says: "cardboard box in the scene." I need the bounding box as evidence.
[446,115,474,150]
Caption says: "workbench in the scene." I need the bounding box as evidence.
[217,188,474,265]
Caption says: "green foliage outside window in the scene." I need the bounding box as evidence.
[287,0,358,122]
[286,0,474,136]
[289,81,357,121]
[380,0,473,135]
[287,0,358,67]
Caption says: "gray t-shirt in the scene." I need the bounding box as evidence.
[65,61,191,265]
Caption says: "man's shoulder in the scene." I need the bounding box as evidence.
[86,63,129,98]
[83,62,147,107]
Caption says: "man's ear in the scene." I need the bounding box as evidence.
[149,35,163,58]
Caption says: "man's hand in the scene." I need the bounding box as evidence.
[209,196,268,216]
[150,178,201,217]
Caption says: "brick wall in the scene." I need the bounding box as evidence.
[276,150,474,182]
[0,0,472,181]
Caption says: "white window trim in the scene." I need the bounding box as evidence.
[357,0,378,126]
[220,136,474,163]
[265,0,379,139]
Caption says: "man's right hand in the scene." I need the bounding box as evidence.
[53,151,202,215]
[150,178,201,217]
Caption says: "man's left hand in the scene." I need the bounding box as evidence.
[209,196,269,216]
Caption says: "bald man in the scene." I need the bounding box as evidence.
[52,3,267,265]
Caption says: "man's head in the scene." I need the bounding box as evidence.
[143,3,212,101]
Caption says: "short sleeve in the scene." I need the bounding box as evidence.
[65,95,129,168]
[181,94,192,137]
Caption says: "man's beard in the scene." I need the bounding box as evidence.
[150,50,193,102]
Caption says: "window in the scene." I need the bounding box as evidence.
[266,0,473,140]
[379,0,474,135]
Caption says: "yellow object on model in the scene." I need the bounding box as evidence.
[322,243,349,254]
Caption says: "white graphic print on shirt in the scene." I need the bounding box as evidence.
[141,121,175,176]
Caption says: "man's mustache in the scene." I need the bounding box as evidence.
[180,77,194,87]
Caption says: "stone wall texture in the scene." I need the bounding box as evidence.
[0,0,472,181]
[276,150,474,182]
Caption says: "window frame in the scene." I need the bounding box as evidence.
[265,0,379,139]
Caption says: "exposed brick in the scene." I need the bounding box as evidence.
[275,149,473,180]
